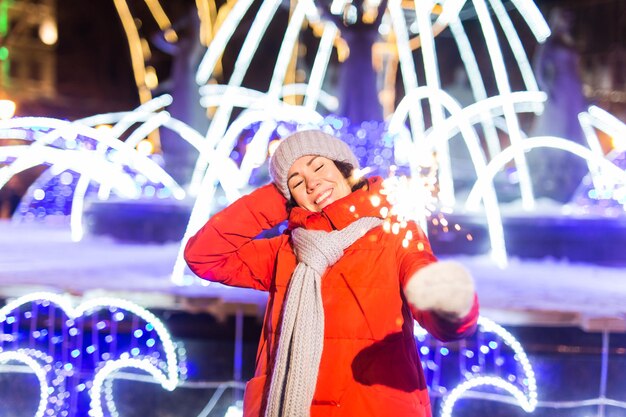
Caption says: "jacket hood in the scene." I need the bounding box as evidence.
[287,176,391,231]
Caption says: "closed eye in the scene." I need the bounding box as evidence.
[315,164,324,172]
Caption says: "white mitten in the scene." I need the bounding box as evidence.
[404,261,475,321]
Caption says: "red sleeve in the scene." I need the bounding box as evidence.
[398,221,479,342]
[184,183,289,291]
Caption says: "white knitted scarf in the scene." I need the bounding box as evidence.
[265,217,382,417]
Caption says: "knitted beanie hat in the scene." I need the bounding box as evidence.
[269,130,360,199]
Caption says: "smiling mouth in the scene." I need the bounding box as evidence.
[315,189,332,205]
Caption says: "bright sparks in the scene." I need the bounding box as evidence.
[379,163,440,239]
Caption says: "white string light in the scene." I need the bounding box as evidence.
[89,358,177,417]
[0,146,139,198]
[448,18,502,158]
[195,0,256,85]
[587,105,626,150]
[487,0,542,112]
[199,84,338,113]
[0,292,180,417]
[508,0,551,42]
[107,95,174,137]
[441,376,537,417]
[124,111,171,148]
[0,350,50,417]
[0,117,185,198]
[472,0,535,210]
[266,0,312,98]
[435,0,467,26]
[388,0,425,137]
[304,24,339,110]
[414,316,537,417]
[414,0,455,206]
[466,136,626,211]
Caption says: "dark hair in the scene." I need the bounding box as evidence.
[285,160,368,210]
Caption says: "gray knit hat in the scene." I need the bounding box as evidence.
[269,130,359,199]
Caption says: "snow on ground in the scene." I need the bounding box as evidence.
[451,255,626,330]
[1,220,625,329]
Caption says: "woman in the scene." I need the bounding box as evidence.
[184,129,479,417]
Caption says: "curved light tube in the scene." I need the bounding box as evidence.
[466,136,626,210]
[0,350,50,417]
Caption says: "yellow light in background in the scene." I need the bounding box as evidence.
[0,99,16,119]
[295,69,307,83]
[196,0,217,47]
[113,0,152,104]
[596,129,620,153]
[145,66,158,90]
[163,28,178,43]
[137,139,154,155]
[39,17,58,46]
[335,36,349,63]
[610,135,625,151]
[140,38,151,60]
[268,139,281,156]
[144,0,176,36]
[362,0,382,24]
[95,124,113,131]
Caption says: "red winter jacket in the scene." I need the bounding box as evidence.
[185,176,479,417]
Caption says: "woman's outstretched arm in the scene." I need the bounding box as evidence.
[398,221,479,341]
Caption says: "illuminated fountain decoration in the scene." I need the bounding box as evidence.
[570,106,626,215]
[0,292,182,417]
[414,316,537,417]
[0,96,190,241]
[0,0,622,266]
[0,1,624,416]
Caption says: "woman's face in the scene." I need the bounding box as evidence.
[287,155,352,212]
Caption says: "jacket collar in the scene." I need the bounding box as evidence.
[287,176,390,231]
